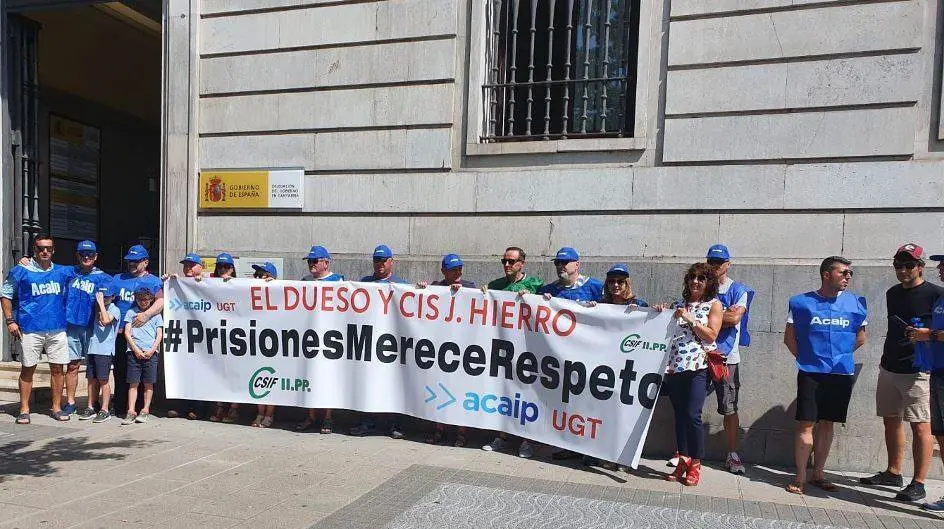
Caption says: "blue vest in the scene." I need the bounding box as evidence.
[111,272,163,320]
[789,291,867,375]
[66,267,110,327]
[7,264,73,333]
[716,280,755,354]
[928,297,944,373]
[538,277,604,302]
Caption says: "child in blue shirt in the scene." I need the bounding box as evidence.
[121,286,163,425]
[79,283,122,423]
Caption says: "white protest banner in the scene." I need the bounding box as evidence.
[163,278,674,467]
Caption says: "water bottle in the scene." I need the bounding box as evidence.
[912,317,933,371]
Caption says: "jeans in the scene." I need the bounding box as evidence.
[664,368,708,459]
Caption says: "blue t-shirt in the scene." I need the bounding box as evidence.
[66,267,111,327]
[538,276,604,303]
[2,261,74,333]
[359,274,409,284]
[302,273,345,282]
[89,303,122,356]
[928,297,944,373]
[124,308,163,352]
[111,272,163,320]
[788,290,868,375]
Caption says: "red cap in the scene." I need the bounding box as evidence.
[894,243,924,260]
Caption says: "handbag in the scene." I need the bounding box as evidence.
[705,350,730,382]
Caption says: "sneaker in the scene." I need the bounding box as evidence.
[135,413,150,424]
[895,481,926,502]
[860,470,904,487]
[667,452,681,468]
[121,413,137,425]
[725,452,745,475]
[389,425,405,440]
[77,407,96,421]
[482,437,505,452]
[921,496,944,511]
[62,403,77,416]
[92,411,111,423]
[349,422,372,436]
[518,441,534,459]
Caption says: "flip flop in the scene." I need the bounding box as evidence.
[808,479,839,492]
[15,413,30,425]
[785,482,804,495]
[51,410,71,422]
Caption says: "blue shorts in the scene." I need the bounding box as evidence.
[66,325,92,362]
[86,354,112,381]
[126,351,159,384]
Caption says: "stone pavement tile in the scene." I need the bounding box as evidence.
[0,498,118,529]
[0,502,43,522]
[156,512,242,529]
[158,458,245,482]
[234,506,331,529]
[100,494,195,525]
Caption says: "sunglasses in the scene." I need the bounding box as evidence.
[34,245,54,253]
[372,257,390,263]
[308,259,327,264]
[78,251,96,258]
[500,258,520,266]
[837,269,854,277]
[893,261,919,270]
[687,275,710,283]
[553,259,575,266]
[706,258,727,266]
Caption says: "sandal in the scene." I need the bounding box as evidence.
[808,479,838,492]
[454,434,467,448]
[295,418,315,431]
[251,414,264,427]
[320,419,334,434]
[186,411,200,421]
[51,410,71,422]
[259,415,274,428]
[426,428,445,445]
[222,408,240,424]
[785,482,804,495]
[209,404,225,422]
[15,412,30,425]
[166,410,180,419]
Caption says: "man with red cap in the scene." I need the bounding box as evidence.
[861,243,944,502]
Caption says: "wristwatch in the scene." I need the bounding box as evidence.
[5,317,14,325]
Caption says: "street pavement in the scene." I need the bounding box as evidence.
[1,404,943,529]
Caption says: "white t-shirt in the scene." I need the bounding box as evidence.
[718,277,748,364]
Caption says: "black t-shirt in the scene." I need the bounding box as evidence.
[882,281,944,373]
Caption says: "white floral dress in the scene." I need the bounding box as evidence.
[665,300,718,374]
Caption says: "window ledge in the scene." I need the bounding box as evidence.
[466,137,648,156]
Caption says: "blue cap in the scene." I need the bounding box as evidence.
[215,252,235,266]
[607,263,630,276]
[553,247,580,261]
[930,255,944,262]
[76,240,97,253]
[133,284,159,296]
[97,282,118,298]
[179,253,204,266]
[706,244,730,261]
[373,244,393,259]
[441,253,464,270]
[252,262,278,278]
[305,245,331,260]
[124,244,149,261]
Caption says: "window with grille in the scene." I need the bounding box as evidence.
[482,0,640,142]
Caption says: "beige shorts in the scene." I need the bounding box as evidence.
[876,367,931,423]
[17,330,70,367]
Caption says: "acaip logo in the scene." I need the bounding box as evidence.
[248,366,279,399]
[620,333,667,353]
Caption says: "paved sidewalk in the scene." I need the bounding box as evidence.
[1,406,943,529]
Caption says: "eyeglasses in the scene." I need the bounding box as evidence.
[893,261,920,270]
[553,259,575,267]
[78,252,96,258]
[687,275,709,283]
[34,245,54,253]
[307,259,327,265]
[837,269,854,277]
[372,257,390,263]
[500,258,520,266]
[706,258,727,266]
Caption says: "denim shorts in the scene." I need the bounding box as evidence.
[126,351,159,384]
[66,324,92,362]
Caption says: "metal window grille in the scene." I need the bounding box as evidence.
[482,0,639,142]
